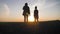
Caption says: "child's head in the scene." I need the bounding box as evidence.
[35,6,37,10]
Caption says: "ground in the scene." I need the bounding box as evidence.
[0,20,60,34]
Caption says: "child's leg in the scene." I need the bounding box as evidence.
[35,18,36,22]
[37,18,38,22]
[37,17,38,22]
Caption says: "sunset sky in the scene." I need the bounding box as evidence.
[0,0,60,22]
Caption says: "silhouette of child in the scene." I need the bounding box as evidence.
[34,6,39,22]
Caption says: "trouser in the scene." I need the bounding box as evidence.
[24,15,28,22]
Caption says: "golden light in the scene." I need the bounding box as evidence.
[28,13,34,22]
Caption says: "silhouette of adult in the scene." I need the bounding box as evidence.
[34,6,39,22]
[22,3,30,22]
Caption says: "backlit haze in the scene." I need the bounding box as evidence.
[0,0,60,22]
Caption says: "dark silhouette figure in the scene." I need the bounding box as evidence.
[34,6,39,22]
[22,3,30,22]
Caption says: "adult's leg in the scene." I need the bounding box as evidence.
[24,16,26,22]
[26,15,28,22]
[27,15,28,22]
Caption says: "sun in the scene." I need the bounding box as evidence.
[28,13,34,22]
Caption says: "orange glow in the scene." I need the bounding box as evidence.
[28,13,34,22]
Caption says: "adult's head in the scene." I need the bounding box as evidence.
[25,3,28,6]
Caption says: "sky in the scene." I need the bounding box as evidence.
[0,0,60,22]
